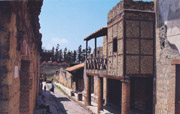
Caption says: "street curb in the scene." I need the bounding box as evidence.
[54,83,95,114]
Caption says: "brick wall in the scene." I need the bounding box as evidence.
[155,0,180,113]
[0,1,42,114]
[107,13,123,77]
[107,1,155,78]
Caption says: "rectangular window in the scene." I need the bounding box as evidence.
[113,38,117,52]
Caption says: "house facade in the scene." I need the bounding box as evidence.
[58,63,85,92]
[155,0,180,114]
[84,1,155,114]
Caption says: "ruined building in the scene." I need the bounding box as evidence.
[0,1,43,114]
[155,0,180,114]
[65,63,85,92]
[84,1,155,114]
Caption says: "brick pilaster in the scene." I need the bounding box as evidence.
[121,82,130,114]
[85,75,91,106]
[97,77,103,113]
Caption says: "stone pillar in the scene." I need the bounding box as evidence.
[85,75,91,105]
[103,78,108,105]
[97,77,103,113]
[121,82,130,114]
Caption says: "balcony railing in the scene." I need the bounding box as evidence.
[86,57,107,70]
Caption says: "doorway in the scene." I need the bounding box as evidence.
[130,77,153,114]
[175,65,180,114]
[19,60,30,114]
[107,79,122,108]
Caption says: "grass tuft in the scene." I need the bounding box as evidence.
[55,85,66,95]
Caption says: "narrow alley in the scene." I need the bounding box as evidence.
[35,83,90,114]
[1,0,180,114]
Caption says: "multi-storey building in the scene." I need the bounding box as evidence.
[84,1,155,114]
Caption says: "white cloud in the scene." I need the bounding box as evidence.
[51,37,69,44]
[43,37,69,50]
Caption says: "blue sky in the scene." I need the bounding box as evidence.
[40,0,152,51]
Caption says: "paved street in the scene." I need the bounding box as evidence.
[37,84,90,114]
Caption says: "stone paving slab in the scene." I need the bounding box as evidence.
[34,83,90,114]
[54,82,120,114]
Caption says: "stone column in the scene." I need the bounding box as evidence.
[103,78,108,105]
[97,77,103,113]
[85,75,91,105]
[121,82,130,114]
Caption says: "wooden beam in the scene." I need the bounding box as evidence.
[171,59,180,65]
[95,38,97,57]
[86,72,124,81]
[86,41,88,58]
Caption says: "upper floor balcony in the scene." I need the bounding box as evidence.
[84,1,155,81]
[86,56,107,70]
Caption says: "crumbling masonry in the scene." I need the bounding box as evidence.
[0,1,42,114]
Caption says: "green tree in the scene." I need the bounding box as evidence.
[78,45,82,63]
[73,50,77,62]
[55,44,60,62]
[52,46,55,61]
[63,47,67,62]
[59,49,63,62]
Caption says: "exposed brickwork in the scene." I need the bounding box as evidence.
[85,1,155,113]
[122,82,130,114]
[0,1,42,114]
[103,78,108,105]
[155,0,180,113]
[97,77,103,113]
[85,75,91,106]
[108,1,154,24]
[107,1,155,78]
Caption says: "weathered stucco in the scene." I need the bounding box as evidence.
[156,0,180,113]
[158,0,180,52]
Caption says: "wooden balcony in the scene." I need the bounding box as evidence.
[86,56,108,76]
[86,56,107,70]
[84,4,155,80]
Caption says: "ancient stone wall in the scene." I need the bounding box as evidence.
[103,36,107,57]
[93,47,103,57]
[124,11,155,76]
[58,69,73,89]
[155,0,180,113]
[107,1,155,78]
[107,13,123,77]
[0,1,42,114]
[108,1,154,24]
